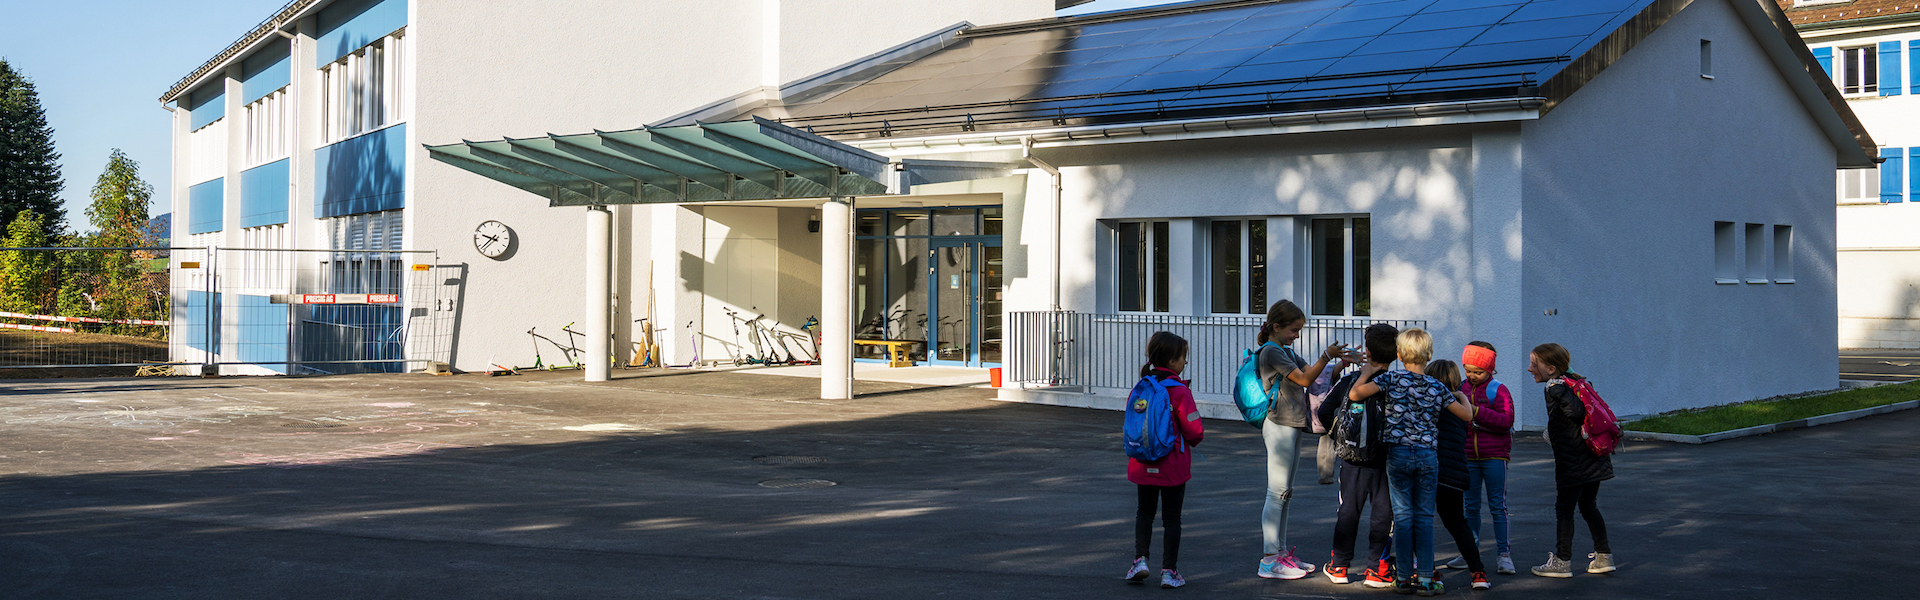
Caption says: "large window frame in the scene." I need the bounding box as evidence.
[1207,219,1269,315]
[1838,160,1881,204]
[245,88,292,167]
[1115,220,1171,313]
[1839,45,1878,96]
[1308,216,1370,317]
[321,31,406,144]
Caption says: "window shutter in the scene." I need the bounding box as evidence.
[1880,41,1903,96]
[1812,47,1833,78]
[1911,41,1920,95]
[1911,147,1920,200]
[1882,148,1905,203]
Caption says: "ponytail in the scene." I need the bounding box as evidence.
[1141,331,1189,378]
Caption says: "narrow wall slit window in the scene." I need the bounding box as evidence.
[1117,221,1170,313]
[1310,217,1370,317]
[1772,225,1794,283]
[1700,39,1712,79]
[1744,223,1767,283]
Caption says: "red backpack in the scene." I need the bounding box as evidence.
[1559,377,1621,456]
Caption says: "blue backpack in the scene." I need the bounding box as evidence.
[1232,342,1285,427]
[1124,375,1186,461]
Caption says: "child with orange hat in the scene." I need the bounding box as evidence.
[1452,341,1516,575]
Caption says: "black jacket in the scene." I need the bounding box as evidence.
[1545,379,1614,487]
[1317,370,1387,469]
[1437,405,1470,491]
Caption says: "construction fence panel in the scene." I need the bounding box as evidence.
[0,247,177,375]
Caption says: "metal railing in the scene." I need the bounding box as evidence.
[1005,311,1426,397]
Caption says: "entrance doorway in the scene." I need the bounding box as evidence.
[853,206,1003,368]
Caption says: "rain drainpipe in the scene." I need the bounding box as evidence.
[1022,138,1062,312]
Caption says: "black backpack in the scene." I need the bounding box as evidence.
[1323,371,1386,464]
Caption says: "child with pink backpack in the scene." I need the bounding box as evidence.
[1526,343,1617,578]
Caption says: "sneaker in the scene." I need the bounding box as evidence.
[1495,554,1515,575]
[1442,556,1468,570]
[1256,548,1315,580]
[1394,577,1419,595]
[1160,569,1185,588]
[1531,553,1572,578]
[1587,552,1616,574]
[1126,557,1150,583]
[1416,576,1447,597]
[1325,565,1350,584]
[1364,559,1396,588]
[1471,572,1491,590]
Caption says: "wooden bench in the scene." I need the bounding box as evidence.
[855,339,918,368]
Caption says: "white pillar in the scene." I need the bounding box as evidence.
[586,205,612,382]
[1470,126,1525,427]
[821,198,854,400]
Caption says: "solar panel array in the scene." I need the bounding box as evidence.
[748,0,1655,137]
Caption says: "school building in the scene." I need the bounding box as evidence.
[163,0,1870,427]
[1777,0,1920,349]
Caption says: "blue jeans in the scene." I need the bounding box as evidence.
[1465,459,1512,556]
[1386,444,1438,579]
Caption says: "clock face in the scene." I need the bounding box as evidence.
[474,220,511,258]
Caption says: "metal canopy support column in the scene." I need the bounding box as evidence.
[821,197,854,400]
[586,205,612,383]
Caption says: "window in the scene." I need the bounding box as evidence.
[1839,163,1880,204]
[1744,223,1767,283]
[321,32,406,144]
[1117,221,1169,313]
[327,210,405,294]
[1699,40,1712,79]
[245,89,291,167]
[1208,219,1269,314]
[1772,225,1794,283]
[1713,221,1736,284]
[1309,217,1370,316]
[1840,46,1877,95]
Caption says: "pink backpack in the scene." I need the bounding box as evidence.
[1559,377,1621,456]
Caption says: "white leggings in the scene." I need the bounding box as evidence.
[1262,423,1303,555]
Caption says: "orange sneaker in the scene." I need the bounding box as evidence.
[1364,559,1395,588]
[1471,571,1491,590]
[1325,565,1350,584]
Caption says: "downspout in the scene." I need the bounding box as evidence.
[1022,137,1062,312]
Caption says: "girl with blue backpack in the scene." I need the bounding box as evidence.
[1125,331,1205,588]
[1253,300,1350,580]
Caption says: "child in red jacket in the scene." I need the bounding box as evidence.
[1126,331,1205,589]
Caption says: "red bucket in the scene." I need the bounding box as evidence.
[989,367,1003,388]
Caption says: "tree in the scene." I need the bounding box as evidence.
[0,209,53,315]
[87,149,152,247]
[83,150,163,328]
[0,60,66,239]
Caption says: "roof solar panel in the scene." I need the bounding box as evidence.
[1320,48,1456,76]
[1504,0,1636,22]
[1130,19,1246,44]
[1107,67,1235,93]
[1244,36,1373,64]
[1220,9,1339,35]
[1253,0,1356,17]
[1387,5,1524,34]
[1354,26,1491,55]
[1153,46,1273,72]
[1433,35,1585,67]
[1064,56,1180,80]
[1474,13,1615,45]
[1283,17,1404,44]
[1186,29,1302,53]
[1096,38,1212,62]
[1319,0,1434,24]
[1210,57,1340,86]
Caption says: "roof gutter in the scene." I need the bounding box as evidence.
[850,97,1545,154]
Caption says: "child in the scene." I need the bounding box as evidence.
[1253,300,1346,580]
[1315,323,1398,588]
[1424,359,1491,591]
[1126,331,1206,588]
[1458,342,1516,575]
[1526,343,1615,578]
[1348,328,1454,596]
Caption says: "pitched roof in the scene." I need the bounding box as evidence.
[1776,0,1920,29]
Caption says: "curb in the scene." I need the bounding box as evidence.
[1624,399,1920,444]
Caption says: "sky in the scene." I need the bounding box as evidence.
[0,0,1185,233]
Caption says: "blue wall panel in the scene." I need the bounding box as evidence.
[181,290,213,352]
[315,123,406,218]
[232,295,289,374]
[188,179,224,234]
[241,41,292,103]
[316,0,408,67]
[188,86,224,131]
[240,159,291,228]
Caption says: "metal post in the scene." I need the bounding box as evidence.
[585,205,612,382]
[821,197,854,400]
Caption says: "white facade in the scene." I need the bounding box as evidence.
[1792,8,1920,347]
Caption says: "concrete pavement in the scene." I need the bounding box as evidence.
[0,370,1910,598]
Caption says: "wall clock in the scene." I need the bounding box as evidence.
[474,220,512,259]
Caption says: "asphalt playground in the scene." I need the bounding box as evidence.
[0,367,1912,599]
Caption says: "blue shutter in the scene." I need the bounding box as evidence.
[1812,46,1834,78]
[1882,148,1905,203]
[1880,41,1902,96]
[1911,41,1920,95]
[1911,147,1920,200]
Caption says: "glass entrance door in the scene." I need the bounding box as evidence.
[928,240,1001,366]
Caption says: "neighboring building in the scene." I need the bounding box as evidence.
[1778,0,1920,348]
[171,0,1869,427]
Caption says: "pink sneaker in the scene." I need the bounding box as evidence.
[1257,548,1318,580]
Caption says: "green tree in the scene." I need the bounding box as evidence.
[0,60,66,239]
[83,150,161,328]
[0,209,53,315]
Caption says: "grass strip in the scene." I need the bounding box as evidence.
[1627,380,1920,436]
